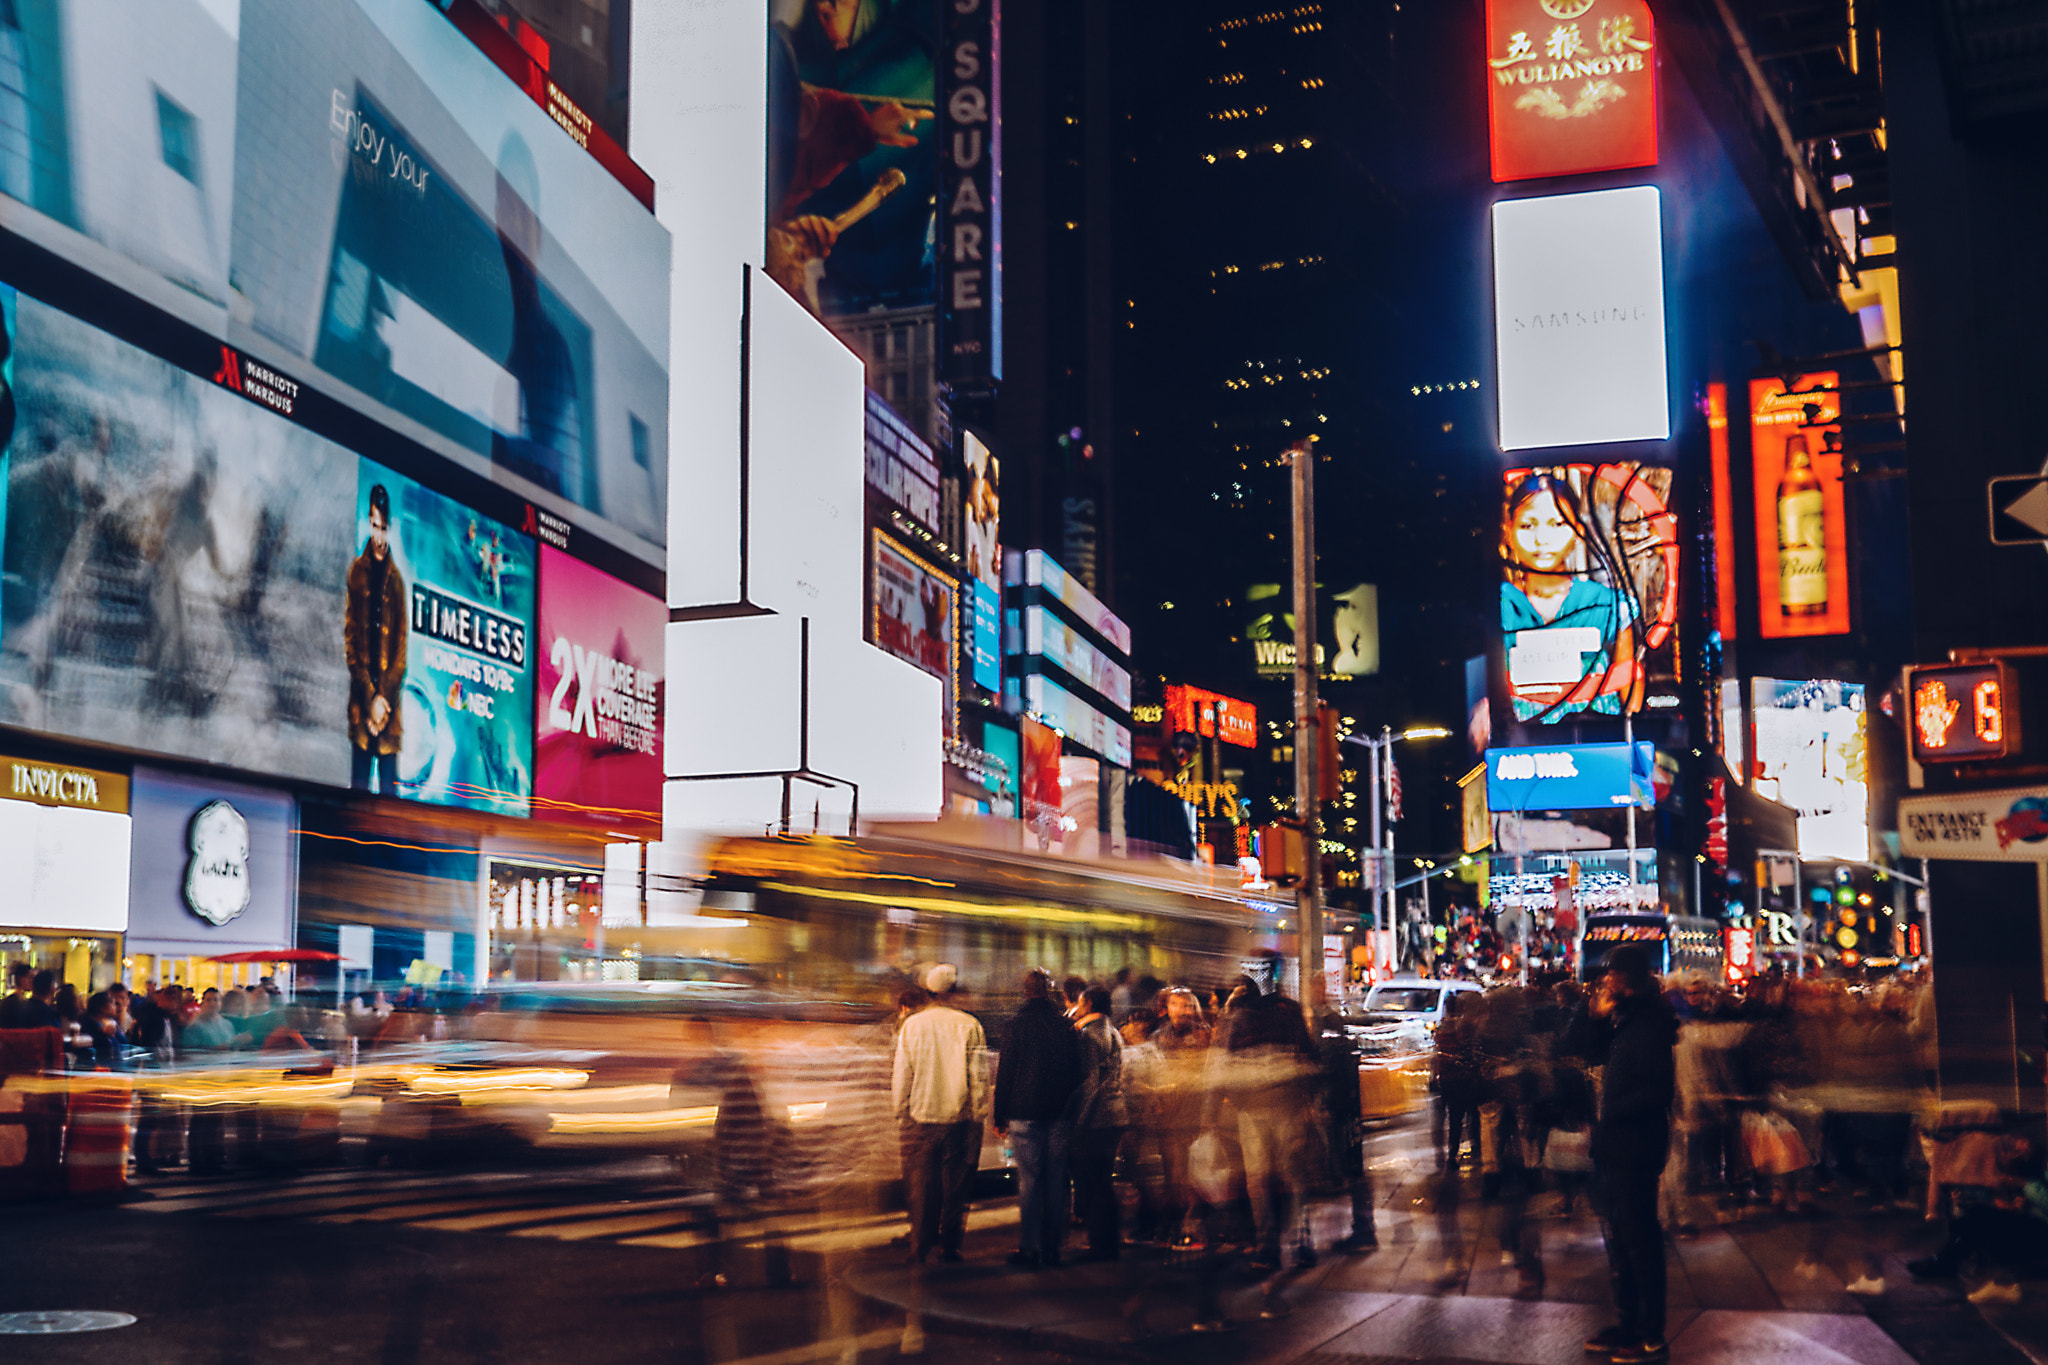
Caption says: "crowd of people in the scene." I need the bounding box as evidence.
[0,963,324,1071]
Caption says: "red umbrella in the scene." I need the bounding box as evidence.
[204,950,343,964]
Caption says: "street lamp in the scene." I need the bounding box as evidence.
[1342,724,1450,978]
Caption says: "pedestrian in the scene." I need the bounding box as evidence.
[1209,957,1317,1269]
[1317,1012,1377,1252]
[1110,967,1135,1026]
[1061,975,1088,1020]
[1433,991,1483,1170]
[0,962,32,1027]
[994,967,1084,1268]
[1576,944,1679,1365]
[1070,985,1129,1261]
[890,964,989,1265]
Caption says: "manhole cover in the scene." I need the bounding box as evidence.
[0,1311,137,1335]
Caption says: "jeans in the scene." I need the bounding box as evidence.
[1071,1126,1125,1254]
[351,747,398,794]
[1595,1161,1667,1340]
[1237,1101,1306,1260]
[1010,1118,1071,1261]
[900,1120,979,1257]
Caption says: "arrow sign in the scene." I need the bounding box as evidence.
[1990,475,2048,545]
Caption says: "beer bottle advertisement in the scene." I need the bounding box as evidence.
[1750,374,1850,638]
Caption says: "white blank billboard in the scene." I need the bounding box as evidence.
[1493,187,1669,451]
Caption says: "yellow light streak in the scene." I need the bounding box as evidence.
[548,1105,718,1134]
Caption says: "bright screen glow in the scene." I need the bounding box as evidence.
[1753,678,1868,862]
[1493,187,1668,450]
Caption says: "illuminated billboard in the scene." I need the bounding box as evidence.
[0,0,672,555]
[871,531,959,738]
[1486,0,1658,183]
[1492,187,1668,451]
[1486,742,1653,813]
[354,461,536,816]
[1751,375,1850,638]
[1164,685,1257,749]
[1500,462,1679,722]
[765,0,936,319]
[1246,582,1379,680]
[963,432,1002,691]
[1708,383,1738,641]
[533,546,664,825]
[1024,675,1133,769]
[1753,679,1868,862]
[1018,549,1131,656]
[1025,607,1132,710]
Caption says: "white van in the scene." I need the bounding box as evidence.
[1351,977,1484,1052]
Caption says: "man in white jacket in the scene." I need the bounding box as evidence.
[892,964,990,1263]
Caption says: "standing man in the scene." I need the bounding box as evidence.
[891,964,988,1265]
[345,483,407,795]
[0,962,34,1027]
[1577,945,1679,1364]
[994,968,1084,1268]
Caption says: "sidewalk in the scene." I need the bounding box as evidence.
[843,1128,2045,1365]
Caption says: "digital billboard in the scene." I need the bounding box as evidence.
[1024,675,1133,768]
[1493,187,1668,451]
[871,530,958,739]
[1486,742,1654,813]
[0,290,357,786]
[1486,0,1658,184]
[353,460,536,816]
[1708,382,1738,642]
[1017,549,1130,655]
[1753,678,1867,862]
[0,0,671,554]
[765,0,937,319]
[1246,582,1379,680]
[1164,685,1257,749]
[1025,607,1132,710]
[1751,375,1850,638]
[533,546,664,825]
[963,432,1001,691]
[1500,462,1679,722]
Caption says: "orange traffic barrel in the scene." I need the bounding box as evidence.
[65,1082,134,1197]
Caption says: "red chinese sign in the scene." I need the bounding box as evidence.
[1487,0,1658,183]
[1163,685,1258,749]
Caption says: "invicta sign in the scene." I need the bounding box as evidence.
[4,756,129,813]
[1486,0,1658,183]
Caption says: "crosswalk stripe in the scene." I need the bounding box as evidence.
[209,1176,539,1219]
[138,1167,372,1199]
[413,1195,710,1233]
[316,1195,575,1224]
[513,1208,720,1241]
[139,1173,519,1215]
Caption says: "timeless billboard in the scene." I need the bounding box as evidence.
[533,545,664,826]
[352,460,536,816]
[1751,375,1850,638]
[1500,462,1679,722]
[0,0,670,555]
[1493,187,1668,450]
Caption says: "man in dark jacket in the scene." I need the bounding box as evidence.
[994,968,1083,1268]
[345,483,407,795]
[1577,945,1678,1365]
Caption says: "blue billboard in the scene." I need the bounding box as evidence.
[1486,742,1653,813]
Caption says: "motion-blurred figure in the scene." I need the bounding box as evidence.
[1210,960,1316,1270]
[995,967,1083,1269]
[891,964,987,1265]
[1071,986,1129,1262]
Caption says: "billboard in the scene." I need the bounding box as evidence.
[938,0,1001,391]
[0,290,357,785]
[1017,549,1130,655]
[864,390,941,530]
[1246,582,1379,680]
[0,0,671,554]
[1753,679,1867,862]
[1708,382,1738,642]
[1486,0,1658,183]
[1493,187,1668,450]
[0,753,131,935]
[964,432,1001,691]
[1024,674,1133,768]
[871,531,958,738]
[1751,375,1850,638]
[1020,716,1062,846]
[1025,607,1132,710]
[126,768,296,955]
[353,460,536,815]
[1164,685,1257,749]
[765,0,937,319]
[533,546,664,825]
[1500,462,1679,722]
[1487,742,1653,813]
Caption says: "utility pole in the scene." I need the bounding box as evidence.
[1287,438,1324,1026]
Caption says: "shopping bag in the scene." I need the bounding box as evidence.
[1544,1125,1594,1173]
[1742,1109,1812,1177]
[1188,1131,1234,1207]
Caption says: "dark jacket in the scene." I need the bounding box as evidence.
[1576,992,1678,1172]
[345,548,408,754]
[994,997,1083,1128]
[1072,1016,1129,1130]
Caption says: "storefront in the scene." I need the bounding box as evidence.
[0,752,132,992]
[123,767,298,992]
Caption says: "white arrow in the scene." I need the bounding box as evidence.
[2006,481,2048,538]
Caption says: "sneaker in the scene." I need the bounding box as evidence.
[1609,1341,1670,1364]
[1584,1326,1630,1354]
[1969,1281,2023,1305]
[1845,1274,1886,1296]
[1332,1231,1379,1253]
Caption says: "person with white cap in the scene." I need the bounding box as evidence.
[891,963,989,1264]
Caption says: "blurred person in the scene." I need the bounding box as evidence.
[1110,968,1135,1026]
[182,989,235,1051]
[1070,986,1129,1261]
[1209,958,1317,1270]
[1317,1012,1377,1253]
[0,962,32,1026]
[994,967,1083,1269]
[1433,991,1484,1171]
[260,1004,313,1051]
[7,969,60,1029]
[1909,1138,2048,1302]
[52,982,81,1026]
[1575,945,1678,1365]
[891,964,988,1265]
[1061,975,1088,1020]
[1148,988,1212,1239]
[80,991,125,1068]
[183,988,236,1175]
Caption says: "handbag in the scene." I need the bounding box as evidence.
[1741,1109,1812,1177]
[1188,1131,1234,1206]
[1544,1125,1594,1173]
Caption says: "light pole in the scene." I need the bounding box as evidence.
[1343,725,1449,977]
[1284,438,1324,1027]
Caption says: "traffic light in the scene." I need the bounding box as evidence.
[1908,661,2015,763]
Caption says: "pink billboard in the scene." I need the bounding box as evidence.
[534,545,664,826]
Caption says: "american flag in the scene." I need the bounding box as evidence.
[1387,751,1404,822]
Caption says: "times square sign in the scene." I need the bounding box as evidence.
[1487,0,1658,183]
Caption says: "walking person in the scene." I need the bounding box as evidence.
[1070,986,1130,1261]
[1210,960,1317,1270]
[994,968,1083,1268]
[891,964,989,1265]
[1576,946,1679,1365]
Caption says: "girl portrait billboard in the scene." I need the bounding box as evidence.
[1500,463,1678,724]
